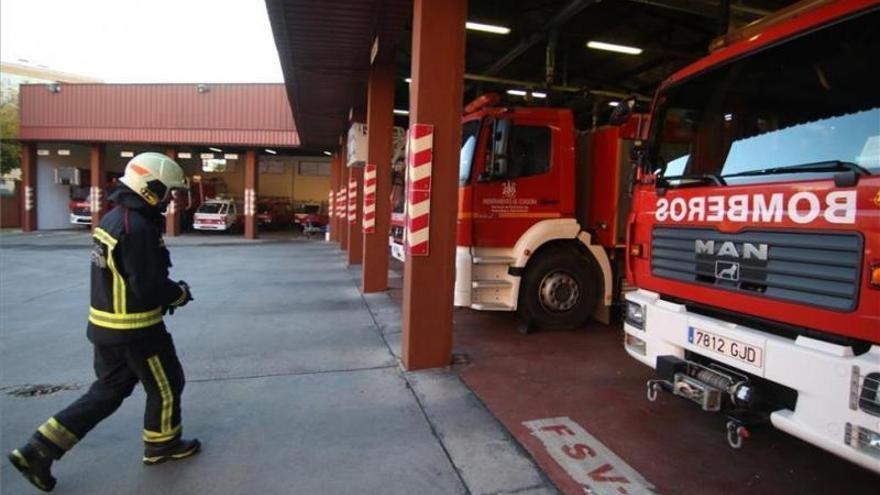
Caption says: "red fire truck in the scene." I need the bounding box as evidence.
[68,170,122,226]
[393,95,645,329]
[621,0,879,472]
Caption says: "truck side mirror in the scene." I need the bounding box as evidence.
[609,98,635,126]
[626,141,646,198]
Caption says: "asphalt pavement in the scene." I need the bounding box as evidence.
[0,230,556,495]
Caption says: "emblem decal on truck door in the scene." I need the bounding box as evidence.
[715,261,740,282]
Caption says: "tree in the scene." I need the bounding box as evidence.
[0,94,21,175]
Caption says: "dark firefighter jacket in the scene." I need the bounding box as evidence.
[87,187,187,345]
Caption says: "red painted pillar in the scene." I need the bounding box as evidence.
[402,0,467,370]
[339,152,349,251]
[347,166,363,265]
[89,144,106,230]
[362,63,395,292]
[244,149,258,239]
[329,152,341,242]
[20,143,37,232]
[165,148,181,237]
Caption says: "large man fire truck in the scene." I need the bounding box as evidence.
[392,96,644,329]
[621,0,879,473]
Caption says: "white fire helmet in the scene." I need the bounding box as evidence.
[119,152,188,206]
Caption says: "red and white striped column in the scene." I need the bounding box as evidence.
[405,124,433,256]
[346,167,363,265]
[20,143,37,232]
[362,163,377,234]
[244,149,258,239]
[348,176,358,226]
[336,188,346,220]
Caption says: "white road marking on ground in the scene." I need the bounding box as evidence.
[523,417,656,495]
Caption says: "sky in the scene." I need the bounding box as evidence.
[0,0,284,83]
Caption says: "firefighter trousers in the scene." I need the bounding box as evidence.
[32,331,185,459]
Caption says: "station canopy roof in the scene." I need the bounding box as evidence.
[267,0,799,151]
[18,83,300,149]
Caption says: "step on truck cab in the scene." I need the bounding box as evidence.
[393,94,646,329]
[622,0,880,472]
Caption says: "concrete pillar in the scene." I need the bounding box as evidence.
[89,144,106,230]
[339,156,349,251]
[165,148,181,237]
[20,143,37,232]
[402,0,467,370]
[244,149,258,239]
[329,152,341,242]
[347,166,363,265]
[362,63,395,292]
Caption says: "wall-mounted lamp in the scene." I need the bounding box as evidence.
[197,84,210,93]
[47,83,61,93]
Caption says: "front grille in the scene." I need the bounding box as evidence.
[72,207,90,216]
[651,227,862,311]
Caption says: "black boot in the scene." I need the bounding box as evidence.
[8,443,57,492]
[143,438,201,465]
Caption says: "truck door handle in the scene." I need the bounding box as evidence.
[538,199,559,205]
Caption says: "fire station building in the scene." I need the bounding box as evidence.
[16,83,330,238]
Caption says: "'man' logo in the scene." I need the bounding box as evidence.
[694,240,768,261]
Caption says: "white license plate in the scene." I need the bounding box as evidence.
[688,327,764,369]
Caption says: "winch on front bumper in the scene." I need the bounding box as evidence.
[623,288,880,473]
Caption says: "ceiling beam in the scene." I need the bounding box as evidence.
[625,0,772,19]
[483,0,601,76]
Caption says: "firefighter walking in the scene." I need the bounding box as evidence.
[8,153,200,492]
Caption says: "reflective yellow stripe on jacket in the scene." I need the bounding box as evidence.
[93,228,126,313]
[88,306,163,330]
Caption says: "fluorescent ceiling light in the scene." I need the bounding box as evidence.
[506,89,527,96]
[209,147,222,153]
[58,149,71,156]
[587,41,642,55]
[608,101,620,107]
[393,109,409,115]
[323,151,332,156]
[120,151,134,158]
[224,153,239,160]
[265,149,277,155]
[531,91,547,99]
[178,152,192,159]
[466,21,510,35]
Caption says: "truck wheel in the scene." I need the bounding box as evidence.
[517,245,600,330]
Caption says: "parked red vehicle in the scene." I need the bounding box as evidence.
[621,0,879,472]
[392,94,645,328]
[257,199,294,229]
[293,203,329,229]
[68,172,122,226]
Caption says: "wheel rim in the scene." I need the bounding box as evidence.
[538,271,580,313]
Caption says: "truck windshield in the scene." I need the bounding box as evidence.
[459,119,481,185]
[651,8,879,186]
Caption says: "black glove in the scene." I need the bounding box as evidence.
[177,280,194,305]
[164,281,194,315]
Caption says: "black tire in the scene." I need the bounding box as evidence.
[517,244,601,330]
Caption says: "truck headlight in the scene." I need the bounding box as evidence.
[625,301,645,329]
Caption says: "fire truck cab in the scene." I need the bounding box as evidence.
[622,0,880,472]
[395,96,645,329]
